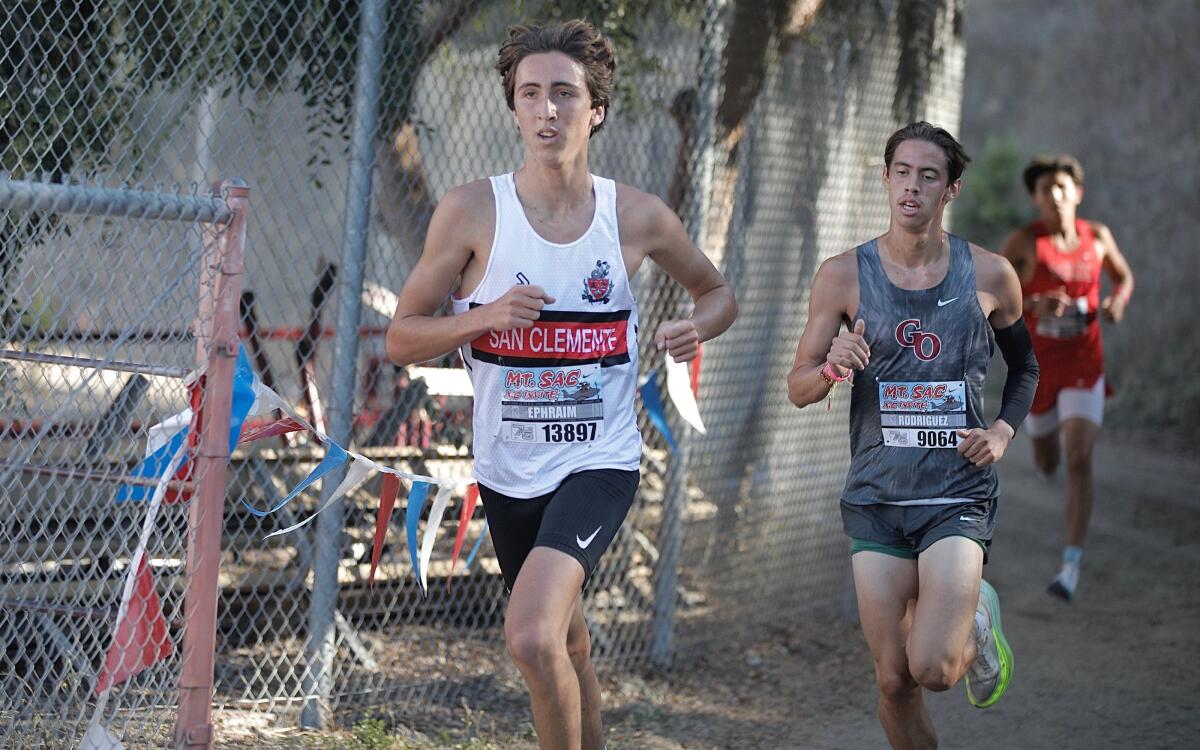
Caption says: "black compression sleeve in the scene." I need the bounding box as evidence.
[994,318,1039,432]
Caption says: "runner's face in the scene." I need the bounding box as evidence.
[511,52,604,162]
[1032,171,1082,223]
[884,139,960,229]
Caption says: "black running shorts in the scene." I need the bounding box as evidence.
[841,499,998,563]
[478,468,639,591]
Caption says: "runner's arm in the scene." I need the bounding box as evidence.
[386,184,553,365]
[787,255,862,408]
[1000,226,1067,316]
[640,195,737,361]
[958,251,1034,466]
[1092,221,1133,322]
[999,227,1036,286]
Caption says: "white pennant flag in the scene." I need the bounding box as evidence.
[418,483,456,594]
[264,453,375,539]
[79,722,124,750]
[664,352,706,434]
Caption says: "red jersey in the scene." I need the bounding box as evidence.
[1023,219,1104,389]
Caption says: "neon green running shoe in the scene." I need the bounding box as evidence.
[965,579,1013,708]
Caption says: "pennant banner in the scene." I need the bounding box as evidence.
[86,435,187,742]
[238,416,307,443]
[418,483,455,595]
[241,440,348,517]
[79,722,124,750]
[117,347,255,502]
[448,484,480,586]
[225,347,256,452]
[665,352,707,435]
[639,372,678,453]
[96,555,172,693]
[405,480,431,591]
[369,473,402,589]
[264,453,374,539]
[116,427,189,501]
[464,519,489,572]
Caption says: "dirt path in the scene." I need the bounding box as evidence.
[596,428,1200,749]
[221,428,1200,748]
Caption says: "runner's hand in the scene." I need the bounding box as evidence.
[956,422,1014,467]
[485,285,555,331]
[656,319,700,362]
[1027,289,1071,318]
[1100,293,1126,323]
[826,319,870,374]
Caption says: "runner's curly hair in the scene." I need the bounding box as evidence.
[496,19,615,137]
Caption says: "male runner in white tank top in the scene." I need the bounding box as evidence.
[386,20,736,750]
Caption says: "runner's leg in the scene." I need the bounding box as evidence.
[504,547,587,750]
[1031,428,1060,477]
[852,551,935,750]
[906,536,984,691]
[1061,416,1101,548]
[566,600,604,750]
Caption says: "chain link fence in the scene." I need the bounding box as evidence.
[0,177,246,748]
[2,0,964,745]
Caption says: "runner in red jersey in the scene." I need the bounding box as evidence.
[1001,154,1134,602]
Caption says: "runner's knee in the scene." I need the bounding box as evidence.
[875,662,920,701]
[1064,441,1093,476]
[505,619,566,674]
[908,655,960,692]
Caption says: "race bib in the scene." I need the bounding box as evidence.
[500,364,604,444]
[879,380,967,449]
[1035,296,1090,339]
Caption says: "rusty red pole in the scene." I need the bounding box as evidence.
[174,178,248,749]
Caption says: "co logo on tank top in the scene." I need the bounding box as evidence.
[895,319,942,361]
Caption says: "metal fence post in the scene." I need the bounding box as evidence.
[175,178,249,749]
[300,0,385,729]
[650,0,728,668]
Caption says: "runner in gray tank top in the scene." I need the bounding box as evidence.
[787,123,1040,748]
[845,233,998,506]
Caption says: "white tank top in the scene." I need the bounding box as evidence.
[451,173,641,498]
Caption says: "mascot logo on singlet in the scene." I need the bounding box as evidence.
[582,259,613,304]
[895,319,942,361]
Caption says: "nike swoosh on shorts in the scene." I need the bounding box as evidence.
[576,526,602,549]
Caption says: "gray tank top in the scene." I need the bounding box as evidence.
[842,234,998,505]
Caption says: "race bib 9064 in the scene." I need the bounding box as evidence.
[879,380,967,449]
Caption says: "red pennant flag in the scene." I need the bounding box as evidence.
[96,557,173,694]
[447,484,480,590]
[164,380,205,504]
[689,342,703,398]
[238,416,307,444]
[369,473,402,589]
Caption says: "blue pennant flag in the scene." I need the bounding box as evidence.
[226,346,256,452]
[639,372,678,454]
[117,346,256,502]
[405,481,431,585]
[116,428,189,501]
[463,519,489,571]
[241,441,349,517]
